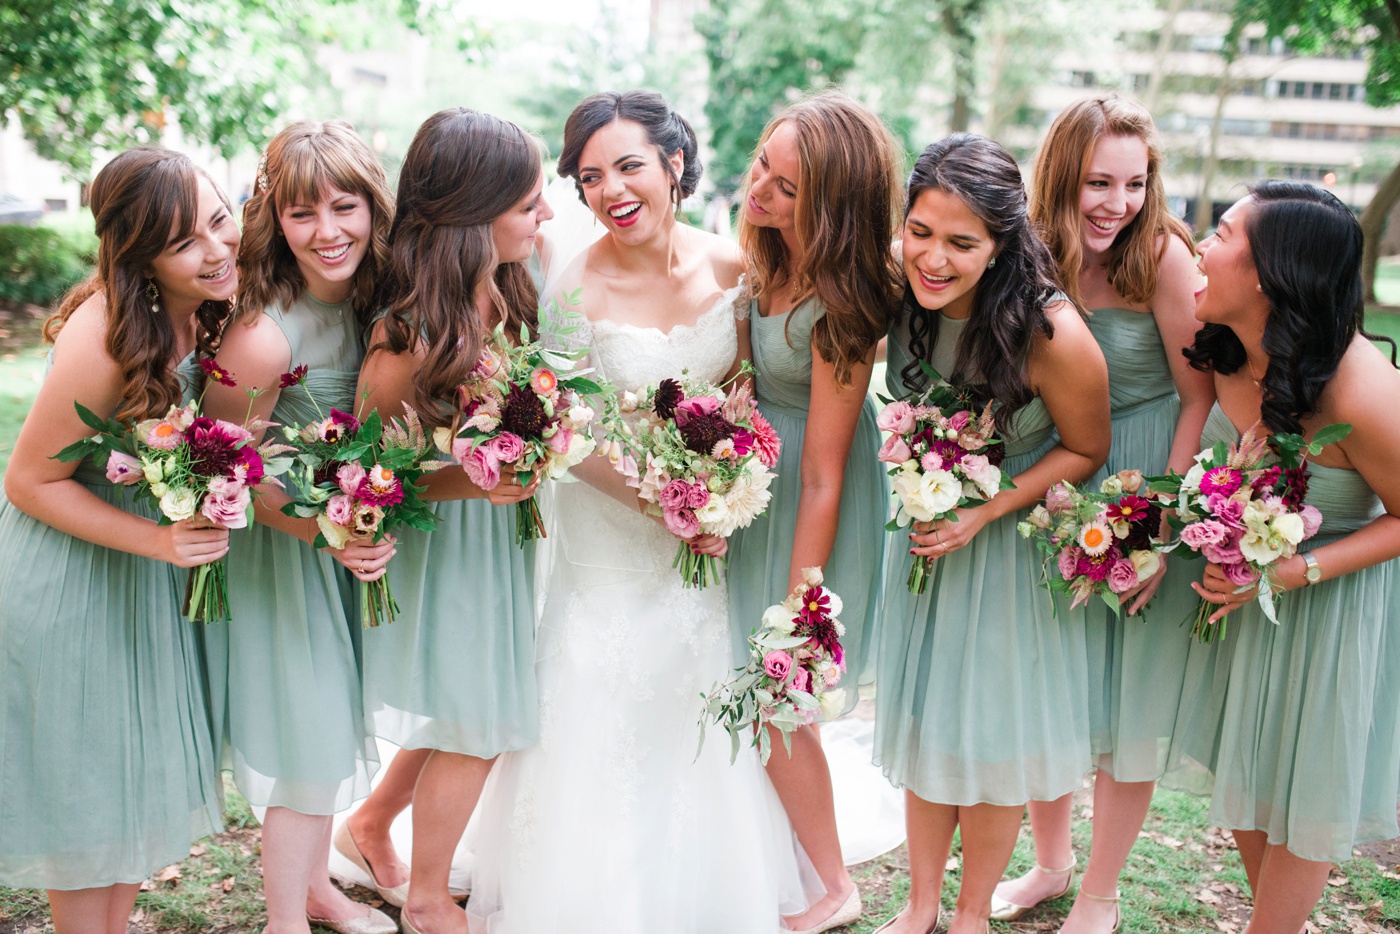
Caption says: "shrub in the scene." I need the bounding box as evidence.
[0,224,97,308]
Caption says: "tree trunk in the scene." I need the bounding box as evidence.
[942,0,982,133]
[1360,159,1400,304]
[1194,56,1232,233]
[1145,0,1187,113]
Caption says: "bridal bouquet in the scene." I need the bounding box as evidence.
[1149,420,1350,642]
[434,317,602,547]
[1018,469,1166,615]
[278,371,446,627]
[597,366,779,588]
[878,363,1014,594]
[57,358,293,623]
[698,567,846,765]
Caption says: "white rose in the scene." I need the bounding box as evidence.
[159,487,197,521]
[620,391,638,413]
[695,494,734,535]
[800,567,824,587]
[918,468,964,517]
[546,431,596,479]
[817,689,847,721]
[1271,512,1305,546]
[564,403,594,429]
[1241,499,1275,533]
[762,604,796,634]
[142,459,165,484]
[1129,549,1161,582]
[891,469,934,523]
[1181,462,1206,493]
[1100,475,1124,496]
[1238,527,1283,565]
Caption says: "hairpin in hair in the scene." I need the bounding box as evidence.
[256,148,271,194]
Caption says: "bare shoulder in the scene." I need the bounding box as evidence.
[684,224,743,288]
[50,293,119,378]
[1155,232,1198,280]
[1042,298,1092,343]
[1322,337,1400,429]
[219,309,292,380]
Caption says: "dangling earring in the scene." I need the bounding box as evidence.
[146,279,161,314]
[987,256,997,269]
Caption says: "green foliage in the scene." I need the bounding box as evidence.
[0,224,96,308]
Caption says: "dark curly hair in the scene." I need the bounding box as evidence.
[1184,180,1391,435]
[556,90,701,212]
[898,133,1061,422]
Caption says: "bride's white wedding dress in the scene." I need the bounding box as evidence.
[463,282,818,934]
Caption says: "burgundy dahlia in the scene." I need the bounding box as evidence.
[500,383,548,438]
[678,411,734,454]
[653,379,684,421]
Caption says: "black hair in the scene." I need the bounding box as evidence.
[556,90,702,211]
[1184,180,1391,434]
[898,133,1061,421]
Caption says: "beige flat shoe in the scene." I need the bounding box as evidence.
[868,905,939,934]
[989,858,1077,921]
[332,821,409,909]
[785,886,863,934]
[308,906,398,934]
[399,906,425,934]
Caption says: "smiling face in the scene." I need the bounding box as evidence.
[1193,196,1267,328]
[147,175,240,311]
[1078,133,1148,257]
[902,187,998,319]
[576,118,683,242]
[491,170,553,264]
[277,185,372,304]
[744,119,799,233]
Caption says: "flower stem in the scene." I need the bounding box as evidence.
[906,555,932,595]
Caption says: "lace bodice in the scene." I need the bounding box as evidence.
[581,281,746,393]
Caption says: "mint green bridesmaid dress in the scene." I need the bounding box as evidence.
[203,295,377,814]
[726,298,887,711]
[0,353,223,889]
[1083,307,1197,781]
[874,314,1092,804]
[1165,403,1400,862]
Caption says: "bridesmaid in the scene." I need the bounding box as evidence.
[991,96,1208,931]
[725,91,902,934]
[873,134,1109,934]
[201,121,397,934]
[336,108,551,934]
[0,148,232,933]
[1167,182,1400,934]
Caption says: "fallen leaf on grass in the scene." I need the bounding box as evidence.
[153,864,182,884]
[221,877,235,892]
[189,844,207,857]
[1327,874,1348,886]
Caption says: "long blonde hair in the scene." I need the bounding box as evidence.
[1031,95,1193,309]
[236,120,393,333]
[737,92,903,386]
[44,148,231,422]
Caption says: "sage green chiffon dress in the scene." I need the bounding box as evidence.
[203,296,377,814]
[874,314,1091,805]
[0,353,223,889]
[1164,403,1400,862]
[726,298,887,709]
[1083,307,1198,781]
[358,320,538,756]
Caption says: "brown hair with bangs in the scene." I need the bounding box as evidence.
[236,120,393,334]
[44,148,231,422]
[1030,95,1194,310]
[738,91,904,385]
[375,108,542,429]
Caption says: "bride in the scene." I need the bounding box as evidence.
[464,90,816,933]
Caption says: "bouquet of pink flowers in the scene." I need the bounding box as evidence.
[699,567,846,764]
[1019,469,1166,615]
[877,364,1013,594]
[58,359,293,623]
[597,365,779,588]
[1150,420,1350,642]
[278,371,446,627]
[434,318,602,547]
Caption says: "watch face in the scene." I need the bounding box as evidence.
[1306,564,1322,582]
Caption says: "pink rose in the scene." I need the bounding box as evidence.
[1220,560,1259,588]
[790,666,812,694]
[877,401,916,435]
[1202,537,1244,566]
[1180,519,1229,550]
[543,426,573,455]
[462,444,501,490]
[762,650,793,681]
[878,434,913,465]
[1207,493,1246,528]
[325,494,355,526]
[1299,504,1322,539]
[206,475,245,497]
[946,409,971,432]
[201,487,251,529]
[674,396,720,425]
[1057,546,1082,581]
[662,506,699,539]
[336,462,367,496]
[685,480,710,509]
[490,431,526,464]
[1107,559,1140,594]
[659,479,691,510]
[105,451,144,485]
[1045,484,1074,515]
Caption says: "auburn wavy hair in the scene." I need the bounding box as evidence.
[1031,95,1194,310]
[236,120,393,334]
[44,148,231,423]
[737,91,903,385]
[375,108,542,428]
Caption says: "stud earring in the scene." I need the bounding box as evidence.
[146,279,161,314]
[987,256,997,269]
